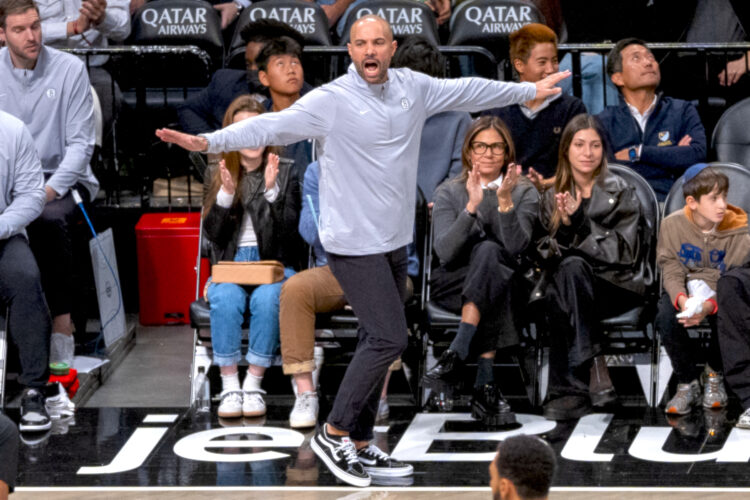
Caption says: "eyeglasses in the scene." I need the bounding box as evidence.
[470,141,506,155]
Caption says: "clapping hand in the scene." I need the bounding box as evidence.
[219,160,235,196]
[465,164,483,214]
[555,191,580,226]
[264,153,280,191]
[80,0,107,25]
[496,163,520,199]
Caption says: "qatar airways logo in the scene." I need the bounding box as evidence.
[461,5,534,33]
[353,7,426,35]
[141,7,208,36]
[74,412,750,475]
[247,7,318,34]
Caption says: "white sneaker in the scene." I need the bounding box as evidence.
[289,391,318,428]
[217,390,243,418]
[50,333,75,366]
[243,390,267,417]
[45,382,75,419]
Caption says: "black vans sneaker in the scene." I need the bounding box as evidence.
[356,443,414,477]
[311,425,371,487]
[19,388,52,432]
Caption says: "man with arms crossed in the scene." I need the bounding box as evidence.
[157,15,568,487]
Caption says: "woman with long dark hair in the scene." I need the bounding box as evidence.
[203,94,301,420]
[422,116,539,426]
[535,113,644,420]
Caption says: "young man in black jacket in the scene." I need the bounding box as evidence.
[483,23,586,180]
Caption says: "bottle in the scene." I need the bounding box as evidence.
[194,366,211,413]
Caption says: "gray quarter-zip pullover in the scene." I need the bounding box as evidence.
[203,65,535,255]
[0,111,46,239]
[0,46,98,201]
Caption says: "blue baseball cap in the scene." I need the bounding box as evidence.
[683,163,709,184]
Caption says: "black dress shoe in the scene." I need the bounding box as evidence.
[422,349,464,390]
[470,383,517,427]
[543,394,592,421]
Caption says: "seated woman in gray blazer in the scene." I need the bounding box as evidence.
[422,116,540,427]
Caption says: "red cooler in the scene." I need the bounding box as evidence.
[135,212,210,325]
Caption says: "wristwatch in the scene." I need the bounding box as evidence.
[628,145,639,162]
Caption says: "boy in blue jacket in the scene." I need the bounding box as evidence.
[597,38,706,200]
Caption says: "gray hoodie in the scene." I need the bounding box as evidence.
[203,65,535,255]
[0,111,46,239]
[0,45,98,201]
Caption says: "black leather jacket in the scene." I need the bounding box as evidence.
[203,158,303,269]
[534,169,646,296]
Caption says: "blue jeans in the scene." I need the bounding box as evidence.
[559,52,619,115]
[207,246,295,368]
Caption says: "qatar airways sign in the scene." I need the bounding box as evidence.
[459,4,534,33]
[352,6,428,36]
[140,7,209,36]
[246,6,319,35]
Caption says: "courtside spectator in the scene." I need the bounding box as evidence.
[178,19,304,135]
[203,95,301,420]
[656,164,750,416]
[37,0,130,141]
[0,0,98,369]
[597,38,706,201]
[534,114,644,420]
[256,36,313,181]
[422,117,539,427]
[0,110,53,432]
[391,36,471,202]
[0,412,19,499]
[489,435,556,500]
[483,23,586,181]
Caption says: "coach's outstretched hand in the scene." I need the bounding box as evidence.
[155,128,209,152]
[534,70,571,100]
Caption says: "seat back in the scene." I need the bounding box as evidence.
[663,162,750,217]
[338,0,440,46]
[447,0,544,60]
[712,97,750,168]
[226,1,332,69]
[130,0,224,84]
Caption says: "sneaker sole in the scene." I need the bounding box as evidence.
[218,409,243,418]
[243,409,267,417]
[665,404,696,415]
[311,436,371,487]
[702,401,727,409]
[290,417,317,428]
[19,421,52,432]
[364,464,414,478]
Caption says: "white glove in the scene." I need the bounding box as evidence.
[676,296,703,318]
